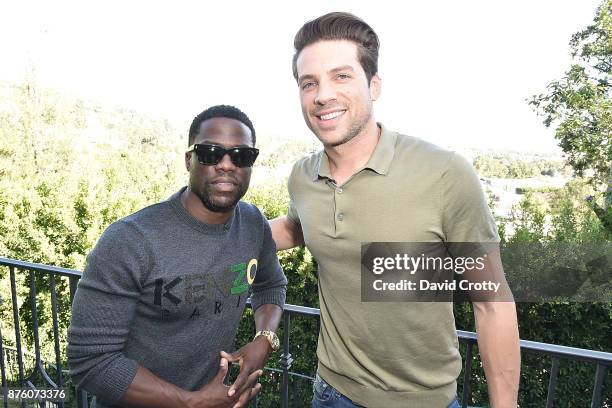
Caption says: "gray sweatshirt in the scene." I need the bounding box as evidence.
[67,188,287,407]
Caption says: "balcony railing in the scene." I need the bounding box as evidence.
[0,257,610,408]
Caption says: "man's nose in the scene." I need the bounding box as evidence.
[214,153,236,171]
[314,80,336,105]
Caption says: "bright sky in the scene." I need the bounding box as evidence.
[1,0,603,152]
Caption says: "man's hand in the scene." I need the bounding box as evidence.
[186,357,262,408]
[119,358,261,408]
[220,336,272,399]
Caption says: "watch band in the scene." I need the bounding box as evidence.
[254,330,280,351]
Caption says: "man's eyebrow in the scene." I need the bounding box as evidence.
[297,74,316,84]
[328,65,355,75]
[201,140,251,148]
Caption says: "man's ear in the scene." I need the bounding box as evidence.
[185,151,192,171]
[369,74,381,101]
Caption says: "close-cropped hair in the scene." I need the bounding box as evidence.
[188,105,256,146]
[292,12,380,84]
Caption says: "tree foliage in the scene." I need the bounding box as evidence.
[473,153,571,179]
[454,182,611,407]
[0,78,185,382]
[529,0,611,194]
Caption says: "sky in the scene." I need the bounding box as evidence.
[0,0,604,152]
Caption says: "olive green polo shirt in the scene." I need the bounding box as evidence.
[287,124,499,407]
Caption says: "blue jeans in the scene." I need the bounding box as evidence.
[311,373,461,408]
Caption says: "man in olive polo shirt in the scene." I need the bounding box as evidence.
[270,12,520,408]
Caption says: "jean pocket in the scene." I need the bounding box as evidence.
[446,398,461,408]
[313,374,335,403]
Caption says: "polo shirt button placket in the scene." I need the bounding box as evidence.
[337,213,344,221]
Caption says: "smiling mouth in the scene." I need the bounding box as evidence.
[316,110,346,121]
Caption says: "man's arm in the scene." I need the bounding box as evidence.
[270,161,305,252]
[473,301,520,408]
[439,153,520,406]
[466,250,520,407]
[223,215,287,397]
[269,216,304,251]
[120,361,261,408]
[254,303,284,332]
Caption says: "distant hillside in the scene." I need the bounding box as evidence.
[471,152,571,179]
[0,81,184,149]
[1,80,575,186]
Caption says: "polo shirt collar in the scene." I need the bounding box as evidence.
[312,123,397,181]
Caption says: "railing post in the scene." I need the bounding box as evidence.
[76,387,89,408]
[69,276,79,304]
[28,271,43,372]
[545,358,560,408]
[590,364,607,408]
[0,295,8,408]
[461,342,473,408]
[9,266,25,388]
[280,312,293,408]
[50,275,64,393]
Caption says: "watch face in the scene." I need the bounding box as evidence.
[271,336,280,350]
[256,331,280,351]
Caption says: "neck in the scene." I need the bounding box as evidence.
[180,188,233,225]
[324,119,380,185]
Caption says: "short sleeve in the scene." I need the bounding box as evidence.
[250,212,288,311]
[441,153,500,245]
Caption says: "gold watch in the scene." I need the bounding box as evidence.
[254,330,280,352]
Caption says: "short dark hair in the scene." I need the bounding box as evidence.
[292,12,380,84]
[188,105,256,146]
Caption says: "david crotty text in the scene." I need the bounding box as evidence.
[372,279,501,293]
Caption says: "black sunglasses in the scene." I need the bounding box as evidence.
[187,143,259,168]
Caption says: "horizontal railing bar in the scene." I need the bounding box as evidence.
[284,303,321,317]
[456,330,612,365]
[0,257,82,278]
[457,330,478,342]
[273,310,612,366]
[261,366,316,382]
[2,257,611,367]
[230,361,315,382]
[520,339,612,365]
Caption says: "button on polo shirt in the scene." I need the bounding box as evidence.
[286,123,499,407]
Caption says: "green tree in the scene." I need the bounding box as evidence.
[529,0,611,214]
[0,78,185,386]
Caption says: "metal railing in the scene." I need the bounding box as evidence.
[0,257,610,408]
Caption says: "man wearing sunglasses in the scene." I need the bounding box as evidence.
[68,105,287,408]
